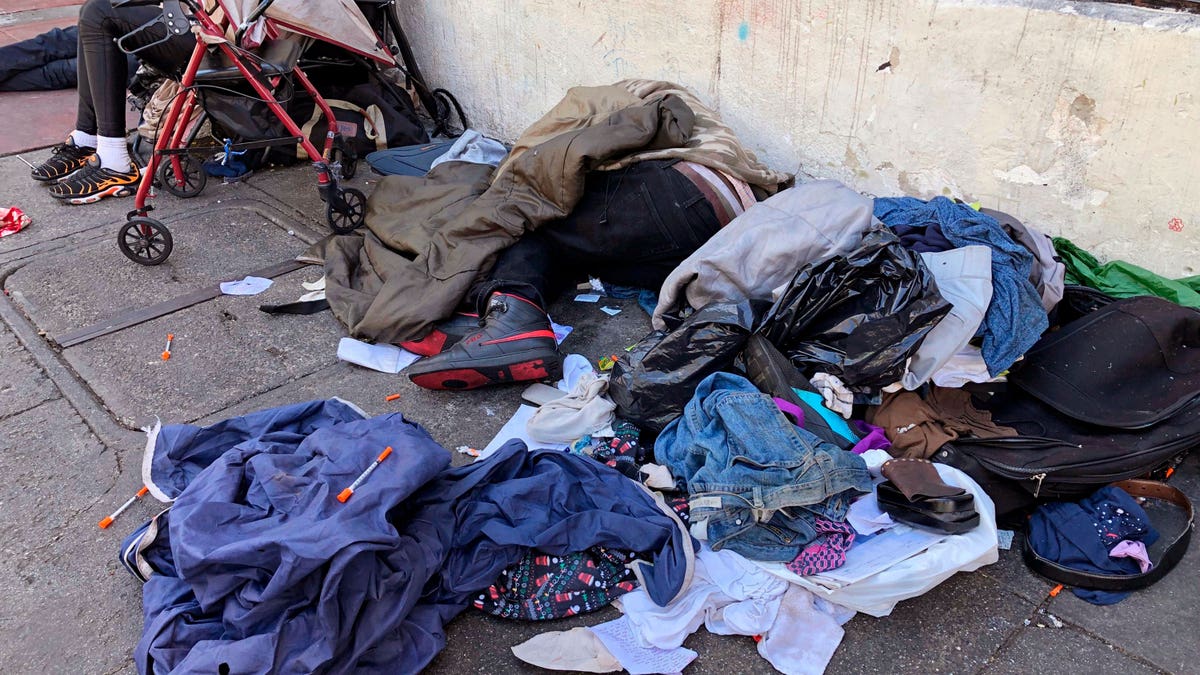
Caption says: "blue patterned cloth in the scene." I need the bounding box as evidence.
[874,196,1047,374]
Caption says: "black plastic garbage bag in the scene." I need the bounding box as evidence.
[755,226,951,388]
[610,301,756,434]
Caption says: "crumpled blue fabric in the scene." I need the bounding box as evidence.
[127,400,693,674]
[1027,486,1159,605]
[143,397,369,502]
[873,196,1047,374]
[657,373,870,561]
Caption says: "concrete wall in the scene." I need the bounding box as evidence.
[399,0,1200,277]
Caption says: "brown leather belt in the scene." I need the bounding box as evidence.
[673,162,737,226]
[1023,479,1194,591]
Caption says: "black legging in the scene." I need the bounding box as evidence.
[76,0,193,137]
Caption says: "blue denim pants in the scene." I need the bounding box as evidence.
[656,372,871,561]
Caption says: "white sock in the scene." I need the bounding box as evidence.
[96,136,132,172]
[70,130,97,148]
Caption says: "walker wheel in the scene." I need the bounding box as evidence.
[326,187,367,234]
[157,154,208,198]
[118,217,173,266]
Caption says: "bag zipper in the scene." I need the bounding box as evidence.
[958,435,1196,495]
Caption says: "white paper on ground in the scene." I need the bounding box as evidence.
[589,618,697,675]
[997,529,1014,550]
[807,525,947,588]
[574,294,601,303]
[298,289,326,302]
[301,277,326,291]
[600,306,622,316]
[550,319,573,345]
[220,276,273,296]
[845,494,896,535]
[336,337,421,374]
[479,404,568,459]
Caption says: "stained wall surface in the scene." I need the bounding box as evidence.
[400,0,1200,276]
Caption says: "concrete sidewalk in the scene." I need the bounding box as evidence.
[0,145,1195,672]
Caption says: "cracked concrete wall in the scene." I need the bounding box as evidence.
[399,0,1200,277]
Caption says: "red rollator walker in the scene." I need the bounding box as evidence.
[115,0,397,265]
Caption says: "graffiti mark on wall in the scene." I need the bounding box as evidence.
[594,17,631,77]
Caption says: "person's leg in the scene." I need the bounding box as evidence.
[405,232,562,390]
[540,159,722,291]
[28,31,95,182]
[0,57,76,91]
[400,234,552,356]
[0,25,77,84]
[47,0,192,200]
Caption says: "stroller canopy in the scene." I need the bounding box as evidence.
[217,0,396,65]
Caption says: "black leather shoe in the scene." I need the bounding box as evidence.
[406,292,561,390]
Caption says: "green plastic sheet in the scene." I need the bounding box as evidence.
[1053,237,1200,308]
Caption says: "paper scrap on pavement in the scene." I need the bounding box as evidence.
[479,404,568,460]
[301,277,326,291]
[600,306,622,316]
[997,529,1014,551]
[590,617,697,675]
[551,319,573,345]
[336,337,421,374]
[574,294,601,303]
[220,276,273,296]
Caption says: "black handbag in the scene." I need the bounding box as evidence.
[936,296,1200,516]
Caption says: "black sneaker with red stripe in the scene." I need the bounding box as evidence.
[406,292,561,390]
[400,311,481,356]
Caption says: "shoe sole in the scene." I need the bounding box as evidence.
[408,349,562,391]
[52,184,135,205]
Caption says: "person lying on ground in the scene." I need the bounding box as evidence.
[28,0,190,204]
[0,25,137,93]
[402,159,751,391]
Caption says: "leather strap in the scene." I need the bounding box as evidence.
[1023,479,1194,591]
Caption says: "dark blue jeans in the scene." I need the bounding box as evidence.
[469,159,721,310]
[656,372,872,561]
[0,26,78,91]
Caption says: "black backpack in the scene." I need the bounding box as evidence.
[936,295,1200,517]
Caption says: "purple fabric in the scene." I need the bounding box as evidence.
[1110,540,1153,573]
[774,397,806,427]
[784,518,856,576]
[849,420,890,455]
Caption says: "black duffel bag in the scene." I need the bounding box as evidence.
[937,295,1200,516]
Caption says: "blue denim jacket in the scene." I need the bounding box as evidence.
[656,372,871,561]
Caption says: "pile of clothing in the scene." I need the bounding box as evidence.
[125,399,693,673]
[117,79,1198,675]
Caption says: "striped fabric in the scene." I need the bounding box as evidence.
[674,160,757,227]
